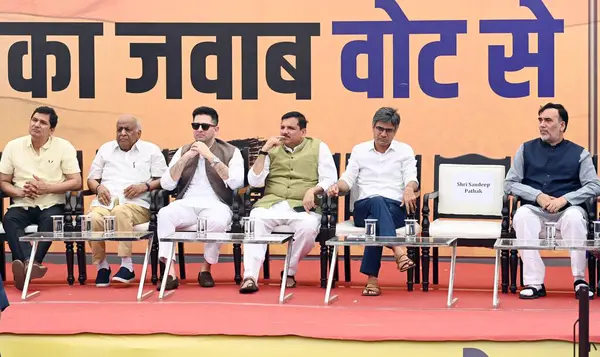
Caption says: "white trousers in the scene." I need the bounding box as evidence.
[243,201,321,281]
[513,204,587,285]
[157,199,232,265]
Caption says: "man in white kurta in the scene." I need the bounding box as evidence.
[87,115,167,287]
[240,111,337,293]
[157,106,244,290]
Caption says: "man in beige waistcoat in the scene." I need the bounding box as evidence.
[157,106,245,290]
[240,111,337,293]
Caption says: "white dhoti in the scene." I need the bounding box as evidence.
[513,204,587,286]
[243,201,321,281]
[157,199,232,265]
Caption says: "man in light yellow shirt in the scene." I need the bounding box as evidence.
[0,106,82,290]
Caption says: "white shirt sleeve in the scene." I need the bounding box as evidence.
[224,148,245,190]
[248,154,270,188]
[87,144,106,180]
[160,147,182,191]
[401,145,419,188]
[316,142,338,191]
[340,145,360,190]
[150,145,168,178]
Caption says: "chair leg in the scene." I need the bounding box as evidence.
[177,242,186,279]
[509,250,518,293]
[344,246,351,282]
[233,243,242,285]
[500,249,509,294]
[76,242,87,285]
[421,247,430,291]
[414,247,421,284]
[432,247,439,285]
[590,254,597,294]
[0,240,5,281]
[320,244,328,288]
[519,257,524,287]
[263,245,270,279]
[151,236,159,285]
[65,242,75,285]
[406,247,415,291]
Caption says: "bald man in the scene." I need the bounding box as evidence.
[87,115,167,287]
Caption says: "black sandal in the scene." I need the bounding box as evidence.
[280,270,296,288]
[198,271,215,288]
[575,280,594,300]
[239,277,259,294]
[519,284,547,299]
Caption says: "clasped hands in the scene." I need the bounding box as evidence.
[21,175,51,199]
[536,193,568,214]
[96,183,149,205]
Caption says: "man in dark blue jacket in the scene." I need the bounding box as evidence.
[0,275,8,318]
[504,103,600,300]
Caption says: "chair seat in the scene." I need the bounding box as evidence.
[335,219,421,237]
[428,219,501,238]
[0,223,38,235]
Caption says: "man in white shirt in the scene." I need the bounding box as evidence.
[87,115,167,287]
[328,107,418,297]
[239,111,337,294]
[157,106,245,290]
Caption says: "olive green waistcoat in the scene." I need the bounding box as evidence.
[254,137,321,210]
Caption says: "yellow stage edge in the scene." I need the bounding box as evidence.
[0,334,586,357]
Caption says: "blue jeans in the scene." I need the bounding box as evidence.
[353,196,406,277]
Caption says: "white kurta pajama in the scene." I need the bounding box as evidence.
[505,143,600,297]
[243,142,338,281]
[157,146,245,265]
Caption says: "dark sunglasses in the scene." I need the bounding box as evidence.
[191,122,215,131]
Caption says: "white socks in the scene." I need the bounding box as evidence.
[121,257,133,272]
[96,258,134,272]
[97,259,110,271]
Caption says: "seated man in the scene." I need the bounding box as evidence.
[504,103,600,300]
[157,106,244,290]
[0,106,82,290]
[87,115,167,287]
[327,107,418,297]
[240,111,337,294]
[0,273,8,320]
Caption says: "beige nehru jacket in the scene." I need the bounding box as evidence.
[0,135,81,210]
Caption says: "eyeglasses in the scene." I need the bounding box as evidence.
[191,123,215,131]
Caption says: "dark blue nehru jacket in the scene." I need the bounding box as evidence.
[521,138,583,206]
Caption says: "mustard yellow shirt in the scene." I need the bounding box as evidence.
[0,135,80,209]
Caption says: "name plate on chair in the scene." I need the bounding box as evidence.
[438,164,505,216]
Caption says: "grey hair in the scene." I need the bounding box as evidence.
[372,107,400,128]
[134,117,142,131]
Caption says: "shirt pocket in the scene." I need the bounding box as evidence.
[132,157,152,183]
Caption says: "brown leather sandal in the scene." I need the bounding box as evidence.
[395,254,415,272]
[362,282,381,296]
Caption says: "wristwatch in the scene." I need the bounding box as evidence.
[211,156,221,167]
[145,183,151,191]
[258,150,269,156]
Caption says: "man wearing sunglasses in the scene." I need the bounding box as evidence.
[239,111,337,293]
[157,106,244,290]
[327,107,418,297]
[87,115,167,287]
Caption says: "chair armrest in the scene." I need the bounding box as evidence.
[421,191,439,235]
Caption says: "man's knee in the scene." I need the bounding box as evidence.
[3,208,24,228]
[366,195,387,206]
[513,206,536,225]
[561,207,586,224]
[157,205,177,224]
[111,205,132,220]
[295,220,320,240]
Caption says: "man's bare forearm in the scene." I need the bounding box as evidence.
[169,155,193,182]
[336,179,350,195]
[48,177,82,193]
[0,181,22,198]
[252,155,266,175]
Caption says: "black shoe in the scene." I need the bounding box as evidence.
[575,280,594,300]
[112,267,135,285]
[519,284,547,299]
[157,275,179,291]
[198,271,215,288]
[95,268,111,287]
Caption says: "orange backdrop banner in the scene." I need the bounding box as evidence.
[0,0,590,257]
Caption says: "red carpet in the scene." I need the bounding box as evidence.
[1,259,598,342]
